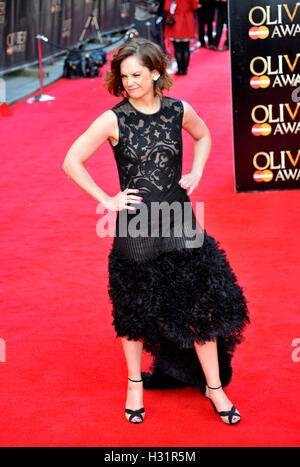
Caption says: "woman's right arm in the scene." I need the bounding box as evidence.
[62,110,141,211]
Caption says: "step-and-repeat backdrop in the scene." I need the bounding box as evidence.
[0,0,134,72]
[229,0,300,192]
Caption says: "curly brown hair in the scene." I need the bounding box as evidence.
[104,38,173,98]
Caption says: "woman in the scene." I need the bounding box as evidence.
[164,0,199,75]
[62,38,249,425]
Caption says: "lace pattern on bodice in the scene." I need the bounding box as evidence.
[109,97,184,198]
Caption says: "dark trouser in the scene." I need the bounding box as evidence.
[213,3,228,48]
[173,41,190,75]
[198,3,216,46]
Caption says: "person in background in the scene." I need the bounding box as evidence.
[197,0,216,49]
[157,0,169,55]
[134,0,162,46]
[213,0,228,51]
[164,0,200,76]
[158,0,166,19]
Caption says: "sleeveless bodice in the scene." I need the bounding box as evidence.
[109,96,185,201]
[109,96,201,261]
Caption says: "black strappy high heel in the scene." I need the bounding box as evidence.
[205,384,241,425]
[125,377,145,424]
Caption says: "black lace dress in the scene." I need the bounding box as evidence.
[107,96,249,394]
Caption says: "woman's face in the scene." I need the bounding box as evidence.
[120,55,157,99]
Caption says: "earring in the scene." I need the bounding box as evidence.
[153,74,160,82]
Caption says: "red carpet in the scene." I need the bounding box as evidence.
[1,45,299,447]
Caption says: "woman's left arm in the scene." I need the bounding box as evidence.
[179,100,212,195]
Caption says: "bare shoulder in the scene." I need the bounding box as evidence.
[181,100,194,112]
[181,100,210,139]
[90,109,117,131]
[181,100,200,127]
[87,109,118,140]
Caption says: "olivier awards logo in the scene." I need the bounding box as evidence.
[250,53,300,89]
[6,31,27,55]
[251,102,300,136]
[248,3,300,40]
[245,2,300,187]
[252,149,300,183]
[249,3,300,90]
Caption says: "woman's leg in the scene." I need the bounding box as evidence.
[194,338,240,423]
[223,5,229,48]
[207,5,215,47]
[198,9,206,46]
[173,41,184,75]
[213,5,223,49]
[182,41,190,75]
[122,337,145,422]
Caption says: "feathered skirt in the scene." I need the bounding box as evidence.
[107,200,249,394]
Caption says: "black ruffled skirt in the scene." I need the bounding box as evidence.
[108,230,249,394]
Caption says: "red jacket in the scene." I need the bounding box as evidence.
[164,0,199,40]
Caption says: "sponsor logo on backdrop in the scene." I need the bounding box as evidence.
[51,0,62,14]
[250,54,300,88]
[253,149,300,182]
[249,25,270,39]
[250,75,271,89]
[248,4,300,184]
[62,19,72,38]
[6,31,27,55]
[251,103,300,135]
[120,1,131,19]
[0,1,5,25]
[249,3,300,39]
[231,0,300,190]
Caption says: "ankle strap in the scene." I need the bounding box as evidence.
[207,384,222,390]
[128,377,143,383]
